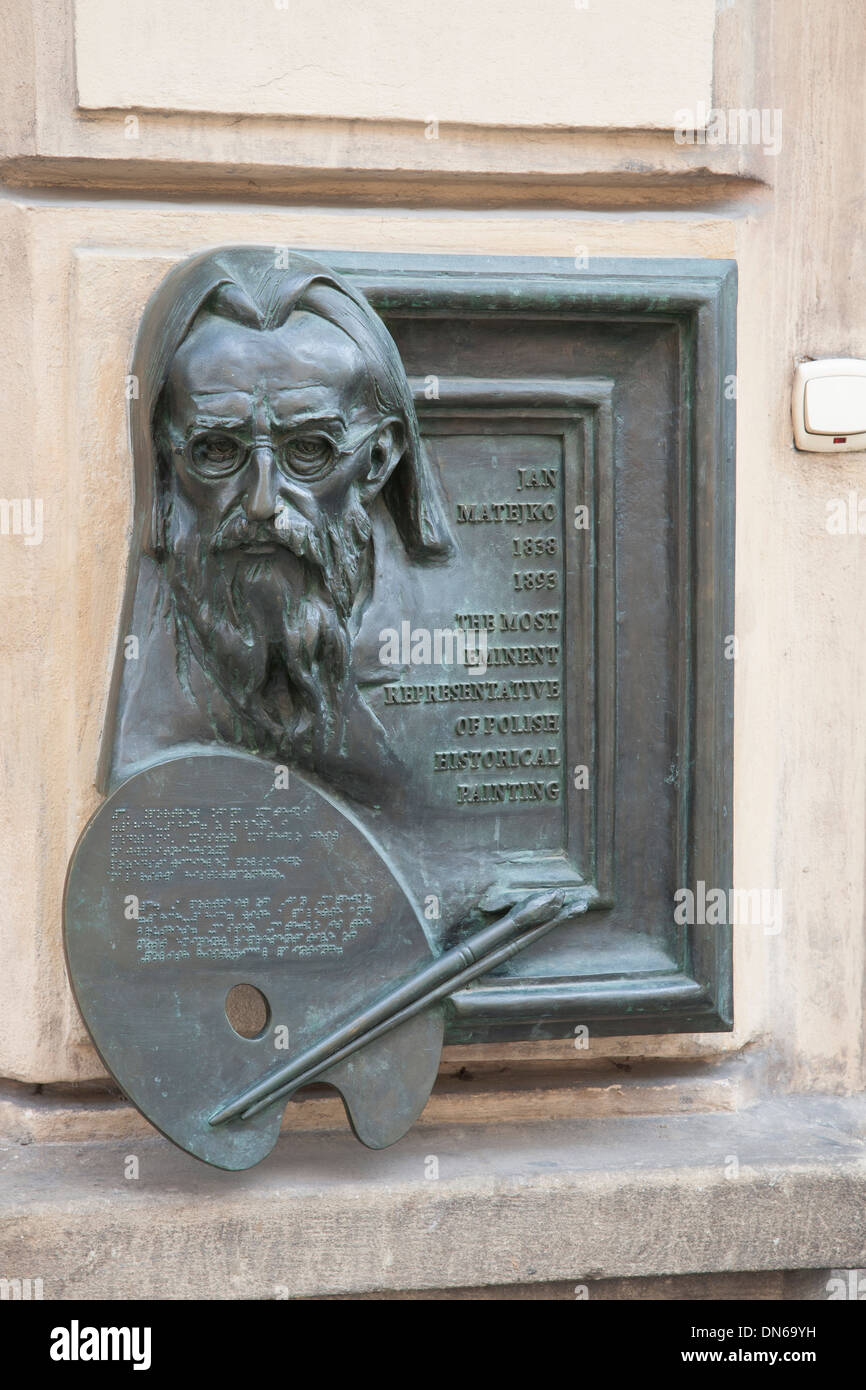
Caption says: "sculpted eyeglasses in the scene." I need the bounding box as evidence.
[176,421,382,484]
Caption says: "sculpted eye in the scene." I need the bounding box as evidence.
[190,432,245,476]
[283,434,336,477]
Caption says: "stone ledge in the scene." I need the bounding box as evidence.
[0,1054,762,1145]
[1,1095,864,1299]
[0,156,770,214]
[315,1270,849,1300]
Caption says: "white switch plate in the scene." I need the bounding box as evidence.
[793,358,866,452]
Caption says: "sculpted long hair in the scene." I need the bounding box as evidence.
[131,246,451,564]
[99,246,452,790]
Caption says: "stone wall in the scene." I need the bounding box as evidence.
[2,0,865,1298]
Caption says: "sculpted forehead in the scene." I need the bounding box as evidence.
[165,309,374,412]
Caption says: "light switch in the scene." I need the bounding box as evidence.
[793,359,866,451]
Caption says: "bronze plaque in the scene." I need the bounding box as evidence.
[64,247,735,1166]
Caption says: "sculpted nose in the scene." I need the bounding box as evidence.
[246,446,279,522]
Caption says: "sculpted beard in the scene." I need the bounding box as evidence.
[159,483,374,765]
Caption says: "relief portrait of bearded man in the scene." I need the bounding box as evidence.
[103,246,452,804]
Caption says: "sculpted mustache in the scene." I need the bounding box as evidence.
[211,508,327,566]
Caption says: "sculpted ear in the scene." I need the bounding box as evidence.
[359,419,405,504]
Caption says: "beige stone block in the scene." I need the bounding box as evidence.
[0,200,764,1088]
[73,0,716,130]
[0,0,765,199]
[1,186,864,1107]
